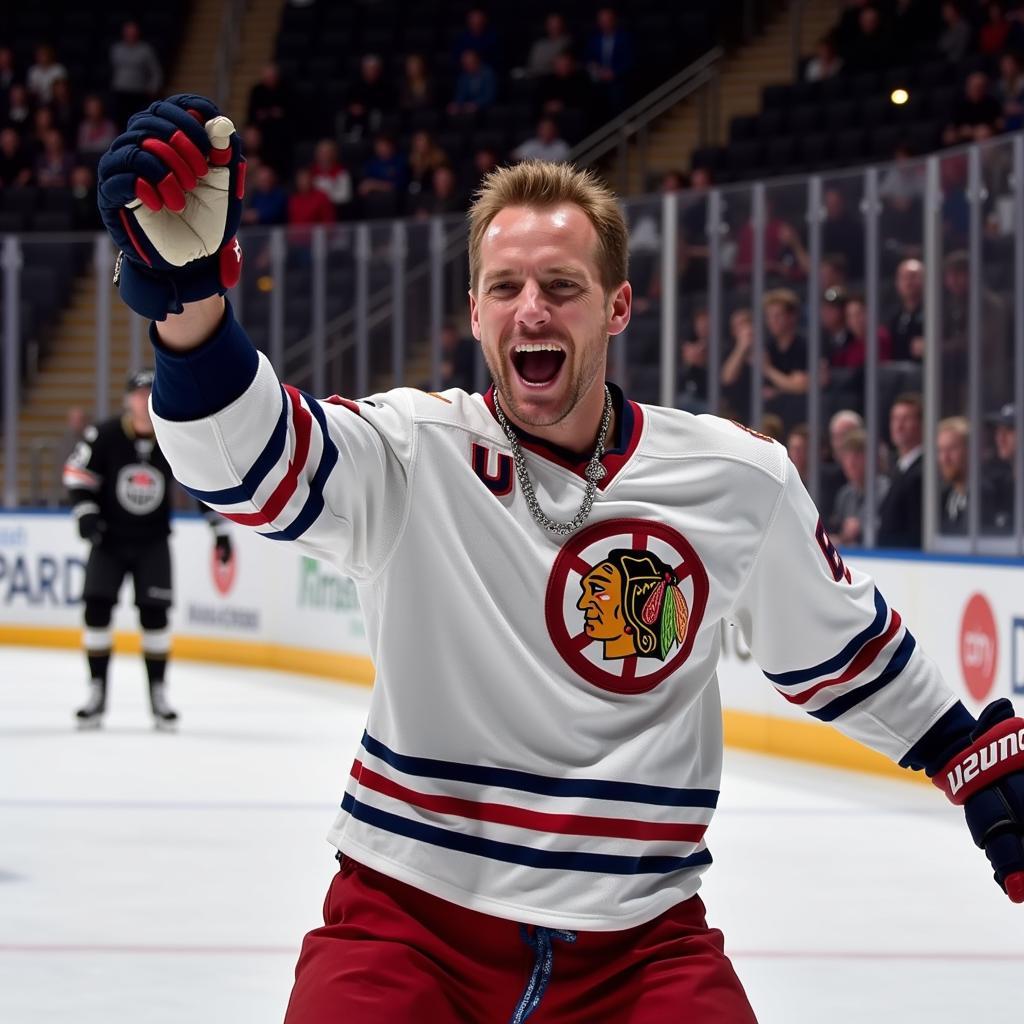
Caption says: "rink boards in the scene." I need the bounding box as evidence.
[1,510,1022,779]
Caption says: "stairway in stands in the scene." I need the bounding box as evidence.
[613,0,838,193]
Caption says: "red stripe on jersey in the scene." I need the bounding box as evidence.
[221,385,313,526]
[779,610,902,706]
[351,761,708,844]
[325,395,362,415]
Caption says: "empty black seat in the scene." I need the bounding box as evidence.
[762,83,792,108]
[797,133,831,165]
[789,105,822,135]
[757,109,787,138]
[766,136,797,170]
[833,128,867,163]
[729,115,758,142]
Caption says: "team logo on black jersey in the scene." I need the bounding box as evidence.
[116,463,165,516]
[545,518,709,694]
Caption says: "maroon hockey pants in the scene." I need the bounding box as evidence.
[284,856,758,1023]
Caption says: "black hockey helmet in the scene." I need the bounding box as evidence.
[125,368,155,392]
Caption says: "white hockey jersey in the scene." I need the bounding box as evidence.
[152,319,958,932]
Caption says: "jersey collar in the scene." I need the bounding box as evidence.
[483,381,644,490]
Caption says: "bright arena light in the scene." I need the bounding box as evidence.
[891,88,909,105]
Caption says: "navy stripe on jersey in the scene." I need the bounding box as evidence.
[810,630,917,722]
[341,793,715,875]
[764,588,888,687]
[185,386,289,504]
[260,389,339,541]
[360,732,720,808]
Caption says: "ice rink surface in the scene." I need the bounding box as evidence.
[2,645,1022,1024]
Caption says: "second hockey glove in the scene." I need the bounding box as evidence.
[77,512,105,544]
[97,94,246,321]
[934,698,1024,903]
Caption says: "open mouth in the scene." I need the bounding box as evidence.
[511,343,567,387]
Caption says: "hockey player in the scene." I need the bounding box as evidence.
[95,96,1023,1022]
[63,368,232,729]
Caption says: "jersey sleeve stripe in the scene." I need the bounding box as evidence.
[340,792,715,875]
[62,466,101,490]
[257,389,339,542]
[776,609,903,706]
[184,385,289,505]
[360,731,719,808]
[218,385,312,526]
[351,760,709,844]
[764,587,889,686]
[808,630,918,723]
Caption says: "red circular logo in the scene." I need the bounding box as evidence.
[545,518,709,694]
[211,547,237,596]
[960,593,998,701]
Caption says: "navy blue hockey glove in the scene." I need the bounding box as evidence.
[934,699,1024,903]
[77,512,105,544]
[97,94,246,321]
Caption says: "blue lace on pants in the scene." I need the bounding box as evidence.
[508,925,578,1023]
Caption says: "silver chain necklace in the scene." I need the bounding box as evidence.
[492,386,612,536]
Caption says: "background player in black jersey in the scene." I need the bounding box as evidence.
[63,369,232,728]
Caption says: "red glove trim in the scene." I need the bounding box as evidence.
[142,138,198,191]
[220,236,242,290]
[118,209,152,267]
[934,717,1024,805]
[209,144,232,167]
[156,172,186,213]
[135,178,163,212]
[169,129,208,179]
[236,160,246,200]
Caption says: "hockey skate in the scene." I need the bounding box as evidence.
[149,683,179,731]
[75,681,107,729]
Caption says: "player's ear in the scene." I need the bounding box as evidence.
[468,289,482,341]
[606,281,631,338]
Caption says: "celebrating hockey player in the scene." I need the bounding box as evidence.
[64,368,232,729]
[94,95,1024,1022]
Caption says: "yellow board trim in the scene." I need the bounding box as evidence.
[0,626,924,783]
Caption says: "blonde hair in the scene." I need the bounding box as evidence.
[467,161,628,293]
[937,415,969,441]
[763,288,800,313]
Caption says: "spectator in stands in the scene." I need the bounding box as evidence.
[309,139,353,217]
[31,106,58,155]
[786,424,811,484]
[413,165,465,218]
[936,415,969,534]
[938,1,973,64]
[720,307,755,422]
[26,44,67,106]
[110,20,162,128]
[840,294,893,368]
[70,165,102,231]
[49,78,76,146]
[822,187,863,279]
[677,307,710,414]
[359,135,409,199]
[880,144,925,254]
[585,7,633,116]
[513,117,570,163]
[996,51,1024,132]
[980,3,1017,56]
[3,83,31,135]
[0,127,32,187]
[449,50,498,116]
[241,124,265,173]
[526,13,573,79]
[759,413,785,442]
[469,146,500,191]
[821,287,853,364]
[452,8,501,71]
[887,258,925,362]
[762,289,810,405]
[287,167,335,244]
[35,130,73,189]
[843,5,893,74]
[77,95,118,158]
[247,63,292,176]
[943,71,1002,145]
[343,54,392,140]
[941,248,1009,414]
[680,167,712,291]
[877,391,923,548]
[408,130,449,198]
[823,408,865,520]
[804,33,843,82]
[734,200,809,282]
[983,403,1016,533]
[537,52,593,122]
[0,47,16,99]
[439,322,476,392]
[242,165,289,226]
[820,253,848,293]
[831,428,890,545]
[398,54,436,115]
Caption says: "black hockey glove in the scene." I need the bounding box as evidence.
[934,699,1024,903]
[77,512,105,544]
[215,534,233,565]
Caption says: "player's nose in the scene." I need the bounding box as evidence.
[514,280,550,329]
